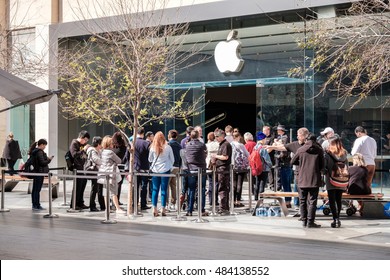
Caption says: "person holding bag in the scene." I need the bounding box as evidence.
[86,136,105,212]
[324,137,349,228]
[97,136,124,214]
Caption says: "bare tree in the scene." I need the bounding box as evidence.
[289,0,390,109]
[57,0,207,213]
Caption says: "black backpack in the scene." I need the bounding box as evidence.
[21,154,37,179]
[65,150,74,171]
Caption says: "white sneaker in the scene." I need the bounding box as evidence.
[169,204,176,211]
[116,209,126,214]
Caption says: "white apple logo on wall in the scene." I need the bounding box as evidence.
[214,30,244,73]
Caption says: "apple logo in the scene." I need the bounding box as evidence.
[214,30,244,73]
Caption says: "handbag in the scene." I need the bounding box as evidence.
[0,158,7,167]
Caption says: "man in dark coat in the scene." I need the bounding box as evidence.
[291,134,324,228]
[2,132,22,171]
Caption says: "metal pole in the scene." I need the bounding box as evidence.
[67,169,81,213]
[131,173,142,219]
[246,167,253,213]
[209,166,217,216]
[0,169,10,212]
[193,168,208,223]
[60,167,69,206]
[229,164,238,215]
[44,172,59,218]
[172,170,186,221]
[102,174,117,224]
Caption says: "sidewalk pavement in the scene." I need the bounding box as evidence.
[2,179,390,248]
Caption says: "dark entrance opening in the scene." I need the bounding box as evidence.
[205,85,256,136]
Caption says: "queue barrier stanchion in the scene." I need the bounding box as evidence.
[0,169,10,213]
[246,167,253,213]
[229,164,239,215]
[102,174,117,224]
[193,168,208,223]
[67,169,81,213]
[208,166,217,216]
[60,167,69,206]
[130,173,143,219]
[172,170,187,221]
[44,172,59,218]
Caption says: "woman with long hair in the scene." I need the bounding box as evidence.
[112,131,127,205]
[324,137,348,228]
[148,131,174,217]
[97,136,125,214]
[28,139,53,210]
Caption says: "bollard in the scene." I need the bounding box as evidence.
[67,169,81,213]
[60,167,69,206]
[0,169,10,212]
[172,170,187,221]
[102,174,117,224]
[229,165,238,215]
[209,166,218,216]
[44,172,59,218]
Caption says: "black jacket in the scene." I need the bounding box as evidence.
[291,140,324,188]
[32,148,51,173]
[185,139,207,171]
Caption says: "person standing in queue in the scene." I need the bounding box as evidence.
[29,139,53,210]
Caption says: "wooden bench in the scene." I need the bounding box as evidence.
[254,191,387,218]
[0,175,32,192]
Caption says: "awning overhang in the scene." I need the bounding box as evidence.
[0,68,59,113]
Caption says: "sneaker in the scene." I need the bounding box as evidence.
[169,204,176,211]
[307,222,321,228]
[33,206,45,211]
[217,209,229,216]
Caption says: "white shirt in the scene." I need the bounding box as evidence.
[351,135,377,165]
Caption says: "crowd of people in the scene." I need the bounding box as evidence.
[2,123,379,228]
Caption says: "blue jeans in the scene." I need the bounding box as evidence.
[151,171,170,208]
[187,172,206,213]
[32,176,44,208]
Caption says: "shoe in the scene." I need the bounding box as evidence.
[217,209,229,216]
[161,212,167,216]
[302,220,307,227]
[307,222,321,228]
[74,206,82,211]
[331,219,341,228]
[185,212,192,216]
[119,201,123,205]
[33,206,45,211]
[90,208,99,212]
[202,211,209,216]
[81,204,89,209]
[116,209,126,214]
[141,206,151,210]
[234,203,245,208]
[153,212,160,217]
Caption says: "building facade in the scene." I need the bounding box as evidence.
[1,0,389,188]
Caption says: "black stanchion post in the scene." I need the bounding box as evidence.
[0,169,10,212]
[44,172,59,218]
[102,174,117,224]
[194,168,208,223]
[172,170,186,221]
[209,166,217,216]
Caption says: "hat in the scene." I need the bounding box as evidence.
[276,125,287,132]
[256,132,266,141]
[320,127,334,135]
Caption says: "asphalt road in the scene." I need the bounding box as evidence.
[1,209,389,260]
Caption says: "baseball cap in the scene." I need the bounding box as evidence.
[320,127,334,135]
[256,132,266,141]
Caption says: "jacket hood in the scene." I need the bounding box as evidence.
[300,140,322,154]
[328,151,348,162]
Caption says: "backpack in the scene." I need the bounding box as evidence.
[83,150,97,171]
[21,154,37,179]
[65,150,74,171]
[329,160,349,188]
[249,147,263,176]
[232,144,249,171]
